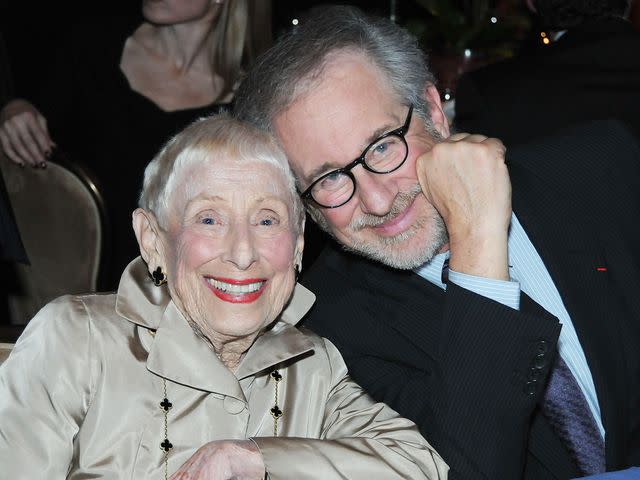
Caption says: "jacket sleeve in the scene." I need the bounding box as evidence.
[253,339,448,480]
[337,284,561,480]
[0,296,92,478]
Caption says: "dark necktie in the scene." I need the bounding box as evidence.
[541,355,606,476]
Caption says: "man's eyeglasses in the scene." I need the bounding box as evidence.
[300,104,413,209]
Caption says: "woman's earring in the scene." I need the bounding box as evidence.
[294,264,301,282]
[152,266,167,287]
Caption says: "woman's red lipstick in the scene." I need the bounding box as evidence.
[205,277,267,303]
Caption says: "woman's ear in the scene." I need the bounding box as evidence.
[132,208,166,270]
[423,83,450,138]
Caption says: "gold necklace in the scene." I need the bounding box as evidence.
[160,369,283,478]
[160,379,173,480]
[269,370,283,436]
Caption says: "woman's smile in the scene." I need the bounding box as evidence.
[205,276,267,303]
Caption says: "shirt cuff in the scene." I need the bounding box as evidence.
[448,269,521,310]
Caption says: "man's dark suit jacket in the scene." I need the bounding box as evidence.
[454,18,640,145]
[301,120,640,479]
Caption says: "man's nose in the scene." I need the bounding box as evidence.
[353,169,397,216]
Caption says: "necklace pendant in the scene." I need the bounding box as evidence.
[160,438,173,452]
[160,398,173,411]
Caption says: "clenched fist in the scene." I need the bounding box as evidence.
[417,133,511,280]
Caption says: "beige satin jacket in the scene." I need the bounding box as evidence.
[0,258,447,479]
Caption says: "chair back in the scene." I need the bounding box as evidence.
[0,342,13,366]
[1,154,107,324]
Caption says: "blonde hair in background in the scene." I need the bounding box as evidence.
[213,0,272,101]
[139,114,304,234]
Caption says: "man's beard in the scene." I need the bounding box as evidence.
[309,184,449,270]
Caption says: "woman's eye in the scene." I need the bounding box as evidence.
[256,210,281,227]
[260,217,278,226]
[201,217,216,225]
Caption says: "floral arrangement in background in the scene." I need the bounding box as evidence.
[401,0,532,99]
[404,0,531,56]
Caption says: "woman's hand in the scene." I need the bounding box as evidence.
[0,99,55,168]
[170,439,266,480]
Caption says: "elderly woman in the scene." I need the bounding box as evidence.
[0,115,448,479]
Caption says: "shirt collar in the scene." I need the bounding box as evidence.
[114,257,317,395]
[413,212,521,288]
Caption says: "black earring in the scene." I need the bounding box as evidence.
[152,266,167,287]
[294,264,300,282]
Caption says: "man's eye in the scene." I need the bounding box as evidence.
[201,217,215,225]
[319,171,347,189]
[372,142,390,154]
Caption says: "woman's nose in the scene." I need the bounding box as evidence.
[223,223,257,270]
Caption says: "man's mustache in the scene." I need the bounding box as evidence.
[350,184,423,230]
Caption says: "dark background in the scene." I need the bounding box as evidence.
[0,1,466,101]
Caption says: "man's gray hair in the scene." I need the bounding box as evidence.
[235,5,437,136]
[138,113,304,234]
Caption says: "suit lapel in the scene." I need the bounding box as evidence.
[315,244,446,366]
[357,252,447,363]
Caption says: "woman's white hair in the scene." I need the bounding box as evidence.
[138,113,304,234]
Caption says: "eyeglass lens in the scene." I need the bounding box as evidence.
[311,135,407,207]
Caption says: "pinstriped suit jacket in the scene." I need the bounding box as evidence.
[302,119,640,479]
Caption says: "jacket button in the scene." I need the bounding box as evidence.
[536,340,549,355]
[523,380,537,396]
[223,396,246,415]
[527,368,541,382]
[532,354,547,370]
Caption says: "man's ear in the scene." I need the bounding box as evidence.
[423,83,450,138]
[132,208,166,271]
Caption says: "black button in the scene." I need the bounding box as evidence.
[532,354,547,370]
[523,380,537,396]
[527,369,541,381]
[536,340,549,355]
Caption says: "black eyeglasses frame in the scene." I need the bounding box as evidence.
[300,104,414,209]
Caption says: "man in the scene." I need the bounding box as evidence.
[455,0,640,145]
[235,6,640,479]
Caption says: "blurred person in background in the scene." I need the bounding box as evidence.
[455,0,640,145]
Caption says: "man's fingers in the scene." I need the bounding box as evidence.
[449,133,507,156]
[448,132,489,143]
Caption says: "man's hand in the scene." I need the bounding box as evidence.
[170,439,266,480]
[417,133,511,280]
